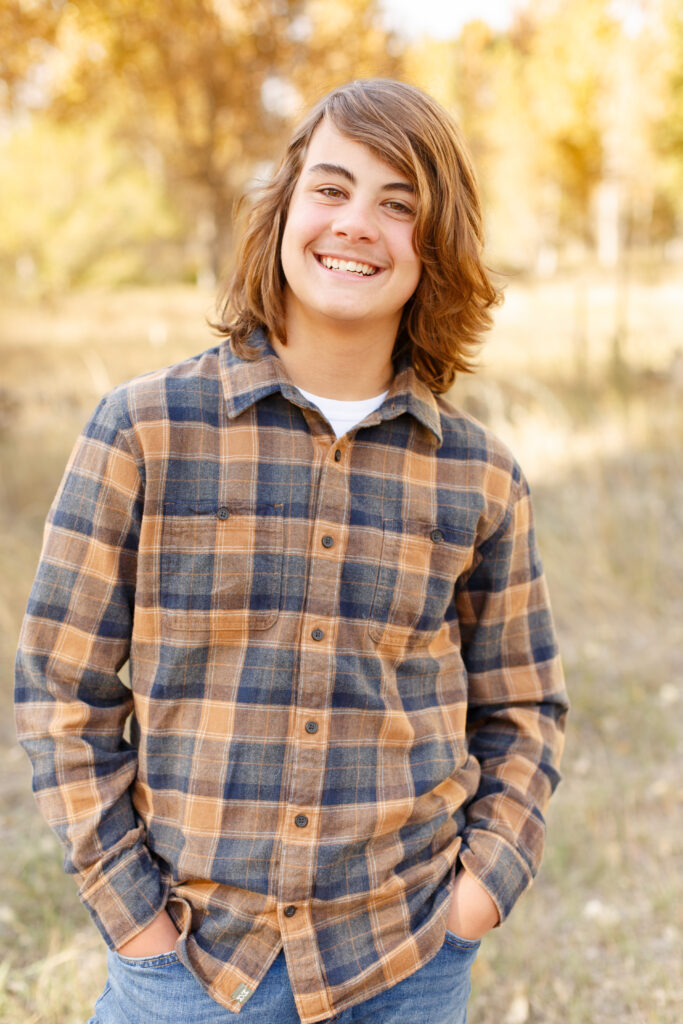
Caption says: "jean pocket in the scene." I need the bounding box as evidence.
[443,928,482,952]
[114,950,181,969]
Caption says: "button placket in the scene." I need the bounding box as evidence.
[277,444,344,930]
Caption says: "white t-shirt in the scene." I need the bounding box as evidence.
[296,387,389,439]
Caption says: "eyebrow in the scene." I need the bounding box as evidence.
[306,162,415,194]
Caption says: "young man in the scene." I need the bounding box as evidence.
[15,80,568,1024]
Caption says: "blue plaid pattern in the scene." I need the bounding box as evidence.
[15,332,567,1022]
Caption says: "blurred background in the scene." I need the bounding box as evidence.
[1,1,681,1021]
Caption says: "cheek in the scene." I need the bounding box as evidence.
[400,255,422,305]
[280,216,305,283]
[280,223,293,273]
[282,200,328,252]
[395,228,420,270]
[400,245,421,289]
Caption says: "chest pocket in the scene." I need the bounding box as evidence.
[160,501,283,638]
[369,520,475,651]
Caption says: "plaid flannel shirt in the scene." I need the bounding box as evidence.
[15,332,567,1023]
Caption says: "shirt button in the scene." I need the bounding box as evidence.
[430,528,445,543]
[284,905,297,918]
[295,814,309,828]
[305,720,319,734]
[217,507,230,520]
[311,628,324,641]
[334,449,342,462]
[321,535,334,548]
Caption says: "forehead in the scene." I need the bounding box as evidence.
[299,118,412,184]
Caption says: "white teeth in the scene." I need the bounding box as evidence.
[319,256,378,276]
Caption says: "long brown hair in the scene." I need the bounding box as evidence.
[215,79,501,394]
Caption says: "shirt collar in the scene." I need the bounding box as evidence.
[218,329,443,446]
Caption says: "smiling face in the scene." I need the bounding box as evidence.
[280,119,422,347]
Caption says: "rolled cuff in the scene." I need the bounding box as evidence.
[458,828,534,923]
[79,844,169,950]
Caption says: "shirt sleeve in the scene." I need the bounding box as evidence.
[455,468,569,923]
[14,393,167,950]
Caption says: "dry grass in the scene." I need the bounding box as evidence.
[1,271,681,1022]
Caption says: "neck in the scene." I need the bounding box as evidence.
[274,303,397,401]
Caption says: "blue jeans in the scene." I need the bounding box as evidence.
[87,930,480,1024]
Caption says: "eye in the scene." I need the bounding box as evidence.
[384,200,415,216]
[317,186,346,199]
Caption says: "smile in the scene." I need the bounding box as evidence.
[315,254,380,276]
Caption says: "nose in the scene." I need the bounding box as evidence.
[331,198,379,244]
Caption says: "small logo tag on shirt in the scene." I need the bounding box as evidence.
[231,982,254,1006]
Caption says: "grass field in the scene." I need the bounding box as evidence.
[1,271,681,1023]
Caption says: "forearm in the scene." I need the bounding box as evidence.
[454,470,568,920]
[458,692,568,920]
[13,392,165,948]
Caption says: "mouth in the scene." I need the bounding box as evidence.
[314,254,381,277]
